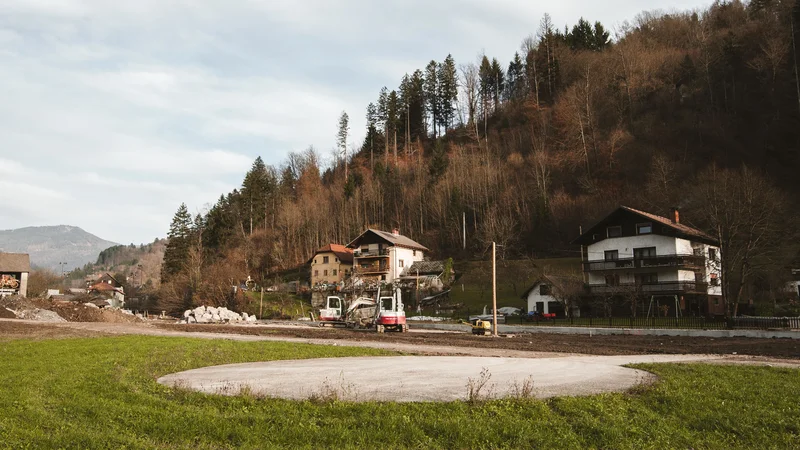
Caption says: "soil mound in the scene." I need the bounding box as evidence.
[0,296,143,323]
[50,303,143,323]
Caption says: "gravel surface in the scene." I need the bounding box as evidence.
[157,354,723,402]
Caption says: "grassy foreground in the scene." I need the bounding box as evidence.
[0,337,798,449]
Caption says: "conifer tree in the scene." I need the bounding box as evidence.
[490,58,505,109]
[240,157,272,235]
[438,54,459,132]
[337,111,349,180]
[506,52,525,101]
[424,60,440,137]
[161,203,192,282]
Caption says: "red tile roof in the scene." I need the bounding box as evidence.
[346,229,429,251]
[619,206,716,242]
[572,205,719,246]
[312,244,354,264]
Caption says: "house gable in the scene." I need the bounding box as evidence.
[347,229,428,252]
[572,206,718,247]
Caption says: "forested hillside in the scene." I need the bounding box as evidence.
[160,1,800,309]
[68,240,166,289]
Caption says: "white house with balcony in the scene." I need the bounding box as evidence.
[347,229,427,285]
[572,206,723,316]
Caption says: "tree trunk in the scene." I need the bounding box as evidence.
[793,20,800,117]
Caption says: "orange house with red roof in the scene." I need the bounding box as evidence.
[308,244,354,286]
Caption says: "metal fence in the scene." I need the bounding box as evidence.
[507,315,800,330]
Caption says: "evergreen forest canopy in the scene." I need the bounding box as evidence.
[161,1,800,311]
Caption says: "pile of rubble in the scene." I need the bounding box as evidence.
[0,296,67,323]
[0,295,143,323]
[180,305,257,324]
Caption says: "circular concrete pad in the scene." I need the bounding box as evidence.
[156,355,715,402]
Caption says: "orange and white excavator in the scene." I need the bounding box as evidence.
[374,287,408,333]
[317,287,408,333]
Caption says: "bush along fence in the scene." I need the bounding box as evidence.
[505,315,800,330]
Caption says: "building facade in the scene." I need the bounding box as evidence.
[348,229,427,284]
[573,206,723,316]
[309,244,354,286]
[0,253,30,298]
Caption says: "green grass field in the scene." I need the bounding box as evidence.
[242,291,309,319]
[1,336,798,449]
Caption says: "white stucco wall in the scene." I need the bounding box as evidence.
[390,247,424,281]
[526,286,559,314]
[586,236,722,296]
[586,234,680,261]
[19,272,28,298]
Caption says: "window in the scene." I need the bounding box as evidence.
[636,273,658,285]
[636,223,653,235]
[604,250,619,261]
[335,258,339,263]
[361,246,368,253]
[607,226,622,238]
[323,270,328,276]
[540,284,551,295]
[314,270,318,276]
[413,250,416,257]
[323,256,329,264]
[710,273,719,286]
[333,270,337,276]
[709,248,718,261]
[713,298,720,305]
[314,259,317,264]
[634,247,656,259]
[604,274,619,286]
[399,259,404,268]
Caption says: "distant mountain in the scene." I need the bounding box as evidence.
[0,225,118,272]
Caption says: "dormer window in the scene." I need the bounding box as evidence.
[636,223,652,235]
[607,226,622,238]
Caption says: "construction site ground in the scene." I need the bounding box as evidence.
[2,319,799,362]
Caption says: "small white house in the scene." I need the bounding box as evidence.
[520,276,580,317]
[347,229,427,284]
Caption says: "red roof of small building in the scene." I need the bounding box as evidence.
[311,244,354,264]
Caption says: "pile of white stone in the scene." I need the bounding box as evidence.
[180,305,257,324]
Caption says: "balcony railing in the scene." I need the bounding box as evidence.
[587,281,709,295]
[353,248,390,258]
[353,265,389,275]
[583,255,705,272]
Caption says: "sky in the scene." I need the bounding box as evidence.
[0,0,709,244]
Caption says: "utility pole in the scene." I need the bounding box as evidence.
[259,286,264,320]
[492,241,498,337]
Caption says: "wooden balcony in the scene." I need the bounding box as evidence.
[583,255,705,272]
[353,248,390,259]
[586,281,709,295]
[353,264,389,275]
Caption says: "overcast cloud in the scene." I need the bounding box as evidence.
[0,0,708,244]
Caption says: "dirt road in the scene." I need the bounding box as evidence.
[3,318,800,362]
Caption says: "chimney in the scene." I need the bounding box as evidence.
[671,207,680,224]
[392,228,400,236]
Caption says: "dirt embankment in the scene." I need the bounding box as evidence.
[154,323,800,360]
[0,296,142,324]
